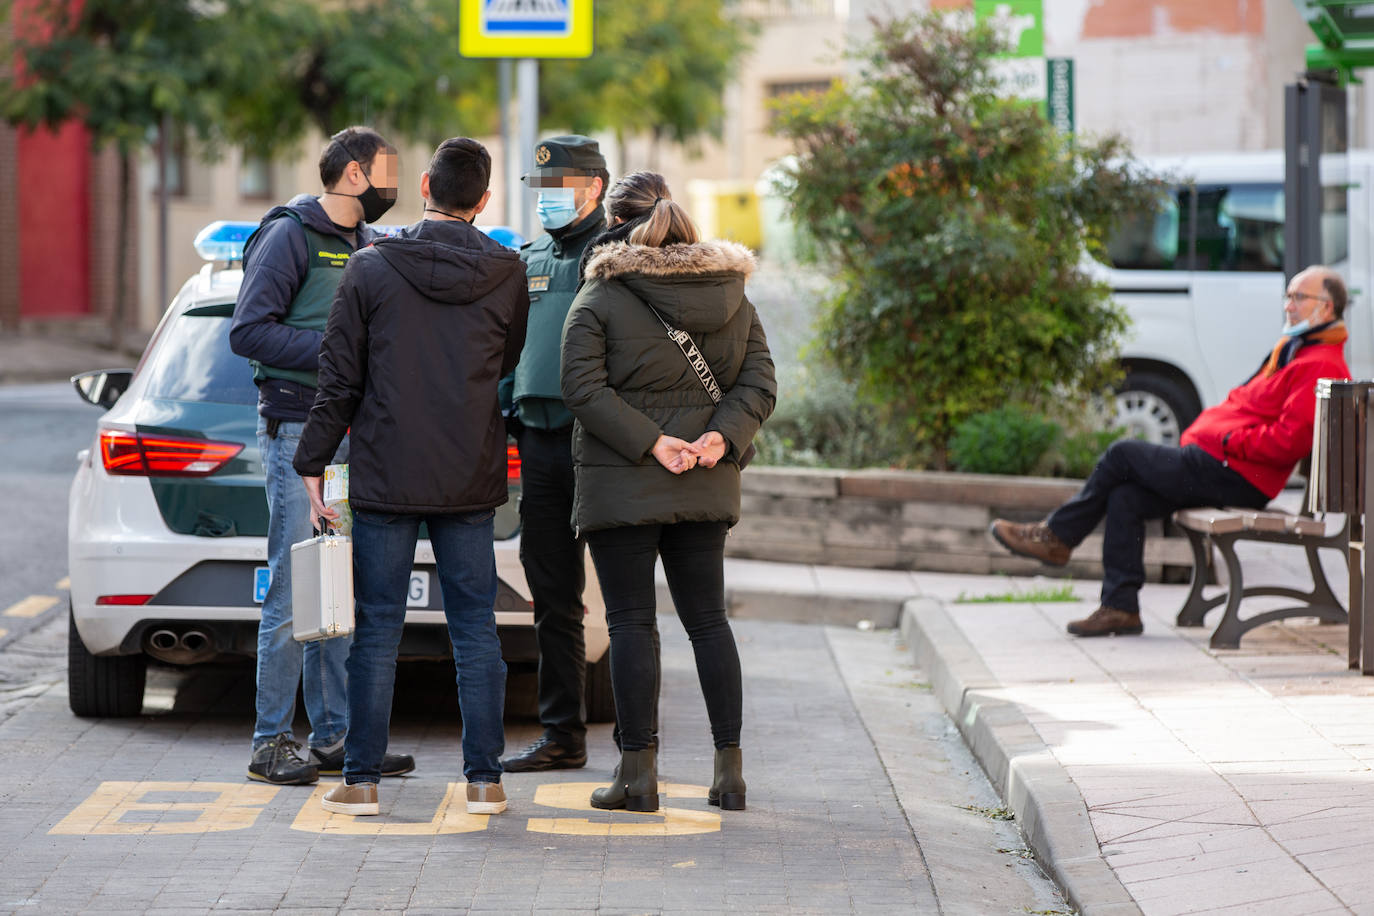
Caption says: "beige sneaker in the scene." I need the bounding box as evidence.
[466,781,507,814]
[321,781,379,816]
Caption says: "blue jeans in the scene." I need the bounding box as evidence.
[344,508,506,785]
[253,417,351,749]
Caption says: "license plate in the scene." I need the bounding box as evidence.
[407,571,430,608]
[254,566,429,607]
[253,567,271,604]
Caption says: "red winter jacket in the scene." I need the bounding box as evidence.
[1181,342,1351,499]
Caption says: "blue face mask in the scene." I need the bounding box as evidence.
[1282,318,1311,338]
[536,188,579,230]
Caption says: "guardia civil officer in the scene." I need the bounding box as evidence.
[230,126,414,786]
[498,136,609,772]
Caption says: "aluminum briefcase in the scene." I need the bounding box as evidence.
[291,530,354,642]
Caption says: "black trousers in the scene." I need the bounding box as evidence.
[516,426,587,747]
[1047,441,1268,614]
[586,521,742,752]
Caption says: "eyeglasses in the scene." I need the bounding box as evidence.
[1285,291,1332,304]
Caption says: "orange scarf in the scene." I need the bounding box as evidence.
[1261,321,1348,377]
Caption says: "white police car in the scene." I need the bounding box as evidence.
[66,221,612,720]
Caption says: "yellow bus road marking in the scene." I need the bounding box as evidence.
[48,780,723,837]
[526,782,720,837]
[50,782,279,835]
[4,595,58,618]
[291,782,489,835]
[55,577,70,590]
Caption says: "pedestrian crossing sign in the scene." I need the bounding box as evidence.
[459,0,594,59]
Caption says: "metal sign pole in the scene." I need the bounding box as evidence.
[516,57,539,241]
[499,59,515,227]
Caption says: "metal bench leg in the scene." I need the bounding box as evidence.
[1176,528,1223,627]
[1209,533,1249,650]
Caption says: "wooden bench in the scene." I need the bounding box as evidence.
[1172,507,1348,649]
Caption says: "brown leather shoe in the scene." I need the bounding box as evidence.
[466,781,507,815]
[321,781,379,816]
[989,519,1071,566]
[1066,606,1143,637]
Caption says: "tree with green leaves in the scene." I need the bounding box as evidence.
[540,0,753,164]
[216,0,498,155]
[0,0,498,345]
[1,0,236,347]
[771,12,1160,468]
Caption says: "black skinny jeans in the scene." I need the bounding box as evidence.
[1047,440,1268,614]
[586,521,742,752]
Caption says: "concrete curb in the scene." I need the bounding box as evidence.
[900,597,1142,916]
[657,583,910,628]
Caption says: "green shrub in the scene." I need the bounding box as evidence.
[1053,426,1124,479]
[753,363,913,468]
[948,407,1060,476]
[771,11,1160,466]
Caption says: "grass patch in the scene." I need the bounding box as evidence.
[957,803,1015,821]
[955,582,1079,604]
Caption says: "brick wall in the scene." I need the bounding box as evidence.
[0,121,17,331]
[88,146,139,347]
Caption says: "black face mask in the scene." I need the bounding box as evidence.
[325,140,397,224]
[347,173,397,224]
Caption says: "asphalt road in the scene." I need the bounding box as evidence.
[0,382,1069,914]
[0,383,101,642]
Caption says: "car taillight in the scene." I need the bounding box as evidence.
[96,595,154,605]
[507,442,521,480]
[100,429,243,477]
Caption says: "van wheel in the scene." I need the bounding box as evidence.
[68,603,146,718]
[1114,373,1200,447]
[584,652,616,724]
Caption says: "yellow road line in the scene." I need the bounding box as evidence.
[4,595,59,618]
[55,577,71,590]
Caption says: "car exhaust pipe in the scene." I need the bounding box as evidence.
[179,630,210,654]
[143,627,218,665]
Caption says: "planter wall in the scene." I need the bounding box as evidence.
[730,467,1194,582]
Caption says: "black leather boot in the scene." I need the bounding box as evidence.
[708,746,745,811]
[590,748,658,812]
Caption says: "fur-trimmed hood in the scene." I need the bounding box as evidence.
[584,239,757,281]
[583,240,757,334]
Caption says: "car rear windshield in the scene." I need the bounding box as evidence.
[140,304,258,405]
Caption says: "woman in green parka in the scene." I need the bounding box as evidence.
[560,171,776,813]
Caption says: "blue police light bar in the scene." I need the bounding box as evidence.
[193,221,257,263]
[194,220,527,264]
[374,224,525,249]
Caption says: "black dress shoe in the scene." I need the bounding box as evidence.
[310,744,416,777]
[501,735,587,772]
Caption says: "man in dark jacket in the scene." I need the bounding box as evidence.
[990,266,1352,638]
[294,137,529,817]
[230,126,413,786]
[499,136,610,773]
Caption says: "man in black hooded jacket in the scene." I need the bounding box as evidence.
[294,138,530,817]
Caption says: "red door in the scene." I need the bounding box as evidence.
[17,121,92,318]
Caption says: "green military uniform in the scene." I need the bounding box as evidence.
[500,135,610,772]
[507,209,607,429]
[248,211,354,391]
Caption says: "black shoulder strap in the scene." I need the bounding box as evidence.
[644,303,723,404]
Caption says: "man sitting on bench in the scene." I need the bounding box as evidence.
[989,266,1352,638]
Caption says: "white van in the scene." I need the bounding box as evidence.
[1106,150,1372,444]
